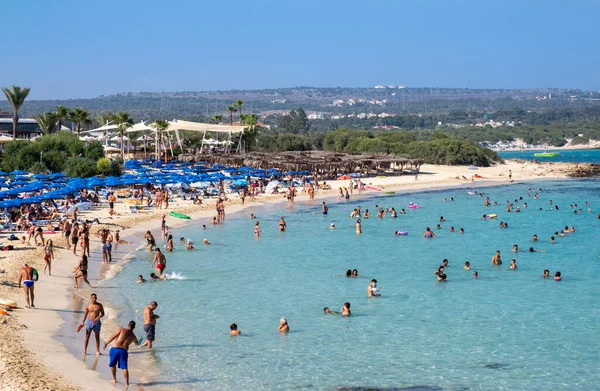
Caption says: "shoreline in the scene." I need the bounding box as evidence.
[0,159,593,390]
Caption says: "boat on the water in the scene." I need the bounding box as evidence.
[533,152,559,157]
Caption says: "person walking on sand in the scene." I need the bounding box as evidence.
[71,223,80,256]
[140,301,160,349]
[74,255,93,289]
[43,239,55,275]
[104,320,139,386]
[17,264,35,308]
[63,219,72,250]
[80,293,105,356]
[151,248,167,276]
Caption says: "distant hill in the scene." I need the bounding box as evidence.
[2,87,599,121]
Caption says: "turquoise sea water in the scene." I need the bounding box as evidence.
[499,149,600,163]
[102,180,600,390]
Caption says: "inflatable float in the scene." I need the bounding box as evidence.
[383,191,395,195]
[485,214,497,219]
[169,212,191,220]
[395,231,408,236]
[0,298,17,308]
[468,191,477,195]
[408,203,419,209]
[366,185,382,192]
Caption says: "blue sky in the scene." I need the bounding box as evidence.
[3,0,599,99]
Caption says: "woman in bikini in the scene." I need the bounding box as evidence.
[43,239,55,275]
[74,255,92,289]
[254,221,261,238]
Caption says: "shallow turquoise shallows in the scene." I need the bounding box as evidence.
[102,179,600,390]
[499,149,600,163]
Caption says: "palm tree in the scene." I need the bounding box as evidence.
[55,106,69,133]
[226,105,237,125]
[154,119,170,162]
[1,85,31,139]
[210,115,223,124]
[236,100,244,121]
[35,112,57,135]
[239,114,260,152]
[111,111,134,161]
[68,108,92,136]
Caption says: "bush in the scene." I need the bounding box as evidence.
[28,162,48,174]
[64,158,98,178]
[85,141,105,160]
[97,158,111,175]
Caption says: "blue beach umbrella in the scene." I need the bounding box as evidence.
[9,170,28,176]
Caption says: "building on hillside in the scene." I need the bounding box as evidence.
[0,112,43,138]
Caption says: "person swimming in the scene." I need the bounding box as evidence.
[229,323,241,335]
[278,318,290,333]
[368,279,381,296]
[423,227,436,238]
[341,302,351,316]
[529,247,546,252]
[449,226,455,232]
[459,228,465,234]
[512,244,519,252]
[352,269,359,277]
[542,269,550,278]
[472,271,479,279]
[137,275,145,283]
[492,250,502,265]
[510,259,517,270]
[532,234,538,242]
[554,271,562,281]
[329,223,335,230]
[463,261,471,270]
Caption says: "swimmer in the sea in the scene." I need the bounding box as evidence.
[355,219,362,234]
[510,259,517,270]
[278,318,290,333]
[352,269,359,277]
[329,223,335,230]
[436,224,441,230]
[368,279,381,296]
[550,236,555,243]
[229,323,241,335]
[449,226,455,232]
[532,234,538,242]
[472,271,479,279]
[512,244,519,252]
[542,269,550,278]
[529,247,546,253]
[149,273,167,281]
[203,239,211,245]
[423,227,436,238]
[323,307,330,314]
[442,259,448,267]
[554,271,562,281]
[137,275,145,283]
[463,261,471,270]
[459,228,464,234]
[278,217,287,232]
[341,302,351,316]
[492,250,502,265]
[439,216,445,222]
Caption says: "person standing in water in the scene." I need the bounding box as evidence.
[322,202,328,215]
[355,218,362,234]
[140,301,160,349]
[278,217,287,232]
[254,221,262,237]
[492,250,502,265]
[80,293,105,356]
[278,318,289,333]
[151,248,167,276]
[104,320,139,386]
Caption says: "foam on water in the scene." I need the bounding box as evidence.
[165,271,187,280]
[104,179,600,390]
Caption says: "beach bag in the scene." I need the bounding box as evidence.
[32,268,39,281]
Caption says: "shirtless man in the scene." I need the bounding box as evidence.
[80,293,105,356]
[17,264,35,308]
[151,248,166,276]
[140,301,160,349]
[492,250,502,265]
[278,217,287,232]
[103,320,139,386]
[99,229,109,263]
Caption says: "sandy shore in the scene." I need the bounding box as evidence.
[0,159,587,390]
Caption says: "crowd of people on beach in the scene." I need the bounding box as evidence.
[11,174,598,387]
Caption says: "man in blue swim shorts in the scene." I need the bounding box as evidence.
[17,264,35,308]
[80,293,105,356]
[104,320,139,386]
